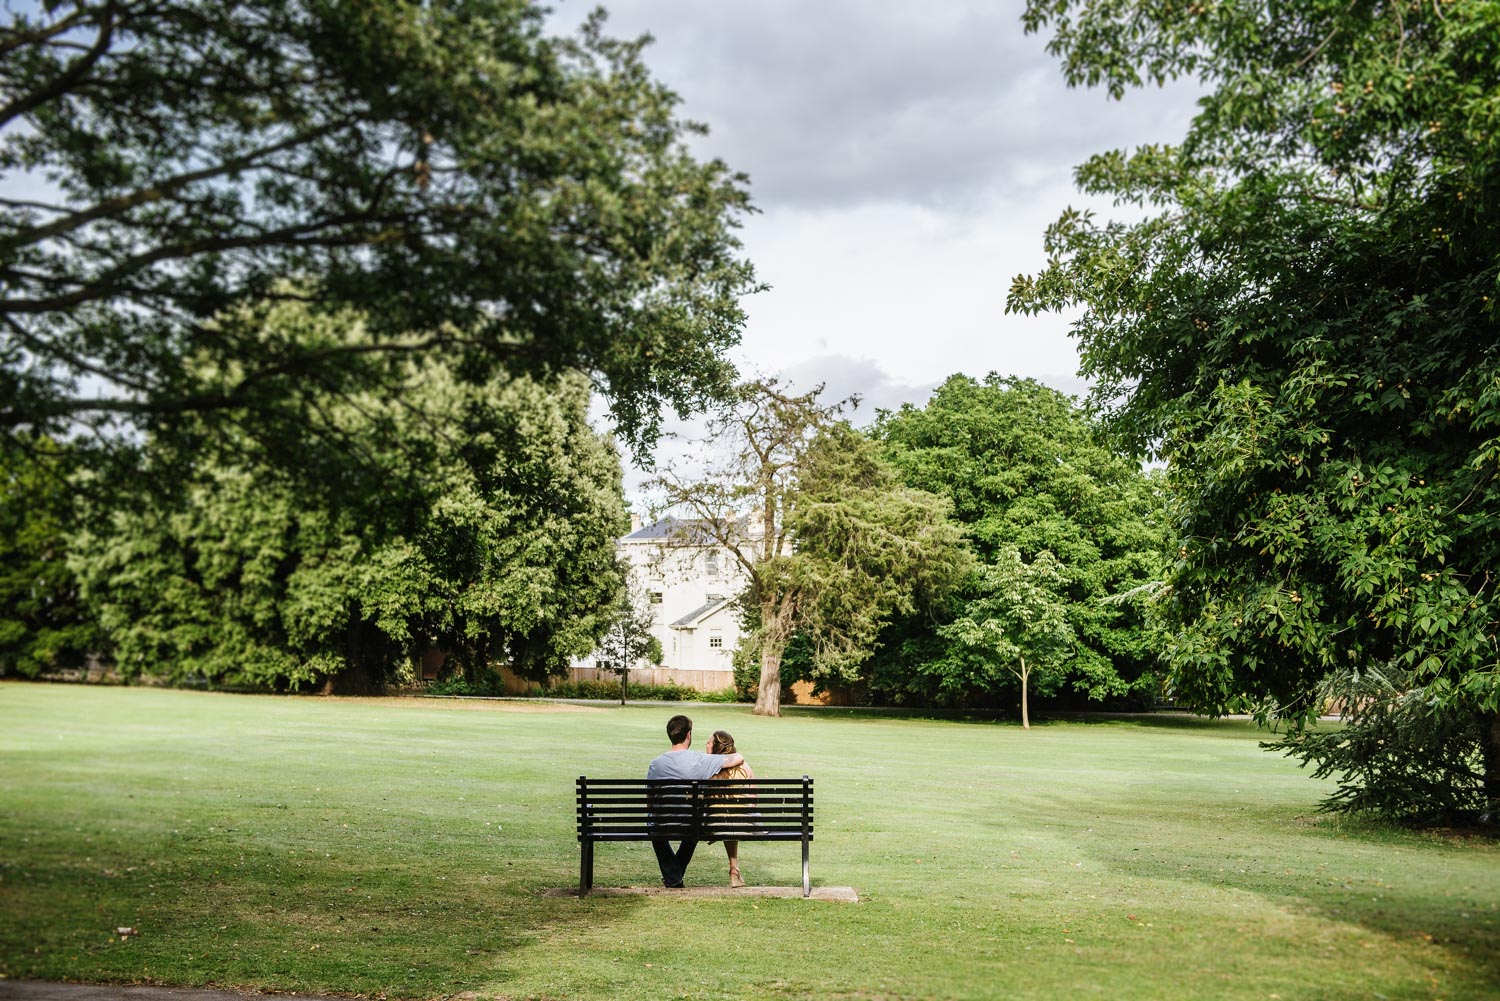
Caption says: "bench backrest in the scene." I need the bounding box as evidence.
[576,776,813,842]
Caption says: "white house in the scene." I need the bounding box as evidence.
[620,515,748,685]
[567,515,750,691]
[567,514,835,704]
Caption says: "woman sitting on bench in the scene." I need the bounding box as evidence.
[707,729,756,888]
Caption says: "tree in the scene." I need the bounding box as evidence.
[1264,664,1493,825]
[0,438,104,677]
[870,374,1165,708]
[72,300,626,693]
[938,548,1075,729]
[1010,1,1500,819]
[594,581,664,705]
[2,1,756,467]
[653,381,968,716]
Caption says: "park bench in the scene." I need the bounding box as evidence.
[575,776,814,897]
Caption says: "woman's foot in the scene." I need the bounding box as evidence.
[729,863,745,888]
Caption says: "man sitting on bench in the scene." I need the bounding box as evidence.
[646,714,745,888]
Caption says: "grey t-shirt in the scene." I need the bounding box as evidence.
[647,749,727,781]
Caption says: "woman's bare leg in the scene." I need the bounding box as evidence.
[724,840,744,887]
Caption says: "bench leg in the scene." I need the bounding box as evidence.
[801,837,810,898]
[580,840,594,897]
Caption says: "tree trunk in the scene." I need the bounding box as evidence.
[753,591,791,717]
[326,618,386,695]
[1483,711,1500,824]
[754,641,782,716]
[1019,658,1030,731]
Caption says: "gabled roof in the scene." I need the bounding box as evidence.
[669,595,737,629]
[625,516,751,544]
[625,516,714,543]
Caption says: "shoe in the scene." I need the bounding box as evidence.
[663,881,685,889]
[729,864,745,889]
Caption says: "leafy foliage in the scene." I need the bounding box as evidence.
[0,438,104,677]
[784,423,973,680]
[536,678,725,702]
[870,374,1165,708]
[1,1,756,464]
[1012,1,1500,818]
[593,581,664,703]
[937,548,1075,729]
[72,301,626,692]
[1268,666,1492,825]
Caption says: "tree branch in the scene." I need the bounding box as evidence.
[3,209,427,315]
[3,118,357,252]
[0,0,123,129]
[0,314,153,393]
[0,331,502,429]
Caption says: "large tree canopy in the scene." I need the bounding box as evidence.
[1,0,756,461]
[868,374,1164,709]
[1011,1,1500,819]
[71,301,626,693]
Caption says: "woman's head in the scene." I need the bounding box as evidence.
[708,729,736,755]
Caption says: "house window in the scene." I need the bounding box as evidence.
[709,630,724,650]
[705,552,720,577]
[649,591,663,604]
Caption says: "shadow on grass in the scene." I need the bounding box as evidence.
[0,828,654,997]
[1073,813,1500,988]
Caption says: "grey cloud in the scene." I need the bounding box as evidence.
[553,1,1201,210]
[772,355,939,424]
[771,355,1093,426]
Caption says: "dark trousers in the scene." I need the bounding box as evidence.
[652,838,698,887]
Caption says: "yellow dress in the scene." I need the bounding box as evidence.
[708,762,756,838]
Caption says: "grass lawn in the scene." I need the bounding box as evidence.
[1,684,1496,1001]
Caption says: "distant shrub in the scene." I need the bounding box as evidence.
[731,643,763,702]
[537,679,734,702]
[426,672,506,697]
[423,675,737,702]
[544,679,624,700]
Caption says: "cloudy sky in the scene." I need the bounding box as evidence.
[548,1,1202,481]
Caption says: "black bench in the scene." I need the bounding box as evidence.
[575,776,814,897]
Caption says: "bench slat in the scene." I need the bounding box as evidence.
[575,805,812,815]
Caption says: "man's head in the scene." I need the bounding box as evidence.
[666,714,693,746]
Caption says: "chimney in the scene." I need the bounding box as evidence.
[629,512,643,533]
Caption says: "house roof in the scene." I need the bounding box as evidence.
[625,516,751,544]
[625,516,714,543]
[669,595,737,629]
